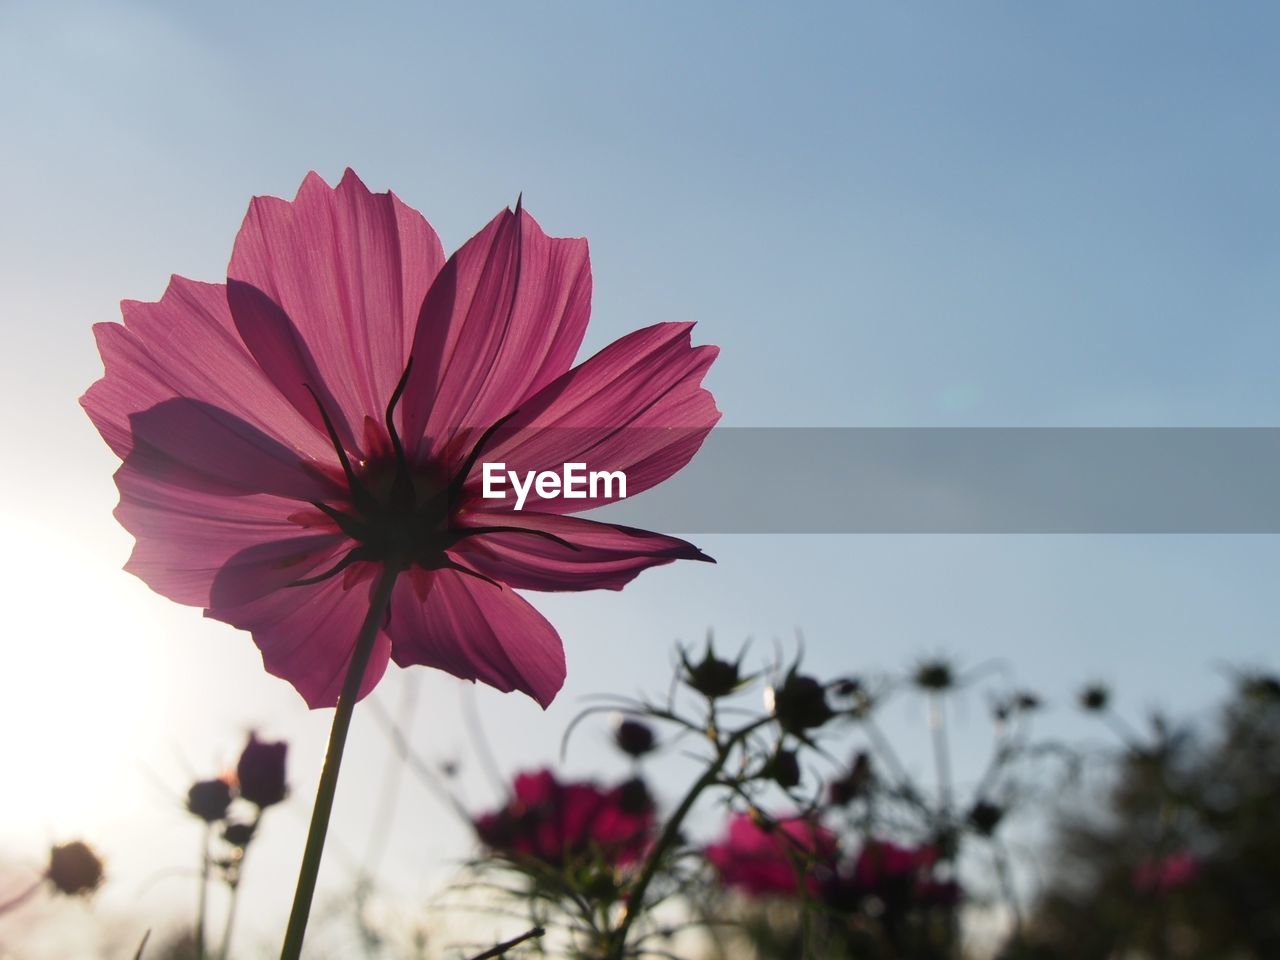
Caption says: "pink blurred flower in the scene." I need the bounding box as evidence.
[1133,851,1200,894]
[473,769,655,869]
[705,813,839,897]
[822,839,961,912]
[82,171,719,709]
[851,839,935,887]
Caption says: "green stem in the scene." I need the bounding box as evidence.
[607,718,769,959]
[279,564,401,960]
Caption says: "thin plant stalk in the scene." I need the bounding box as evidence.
[279,564,401,960]
[0,878,43,916]
[606,717,771,959]
[219,811,262,960]
[929,694,953,812]
[197,824,211,960]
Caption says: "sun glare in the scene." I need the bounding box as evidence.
[0,517,164,834]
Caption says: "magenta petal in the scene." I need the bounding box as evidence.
[125,398,339,502]
[117,463,346,607]
[228,170,446,432]
[387,570,566,708]
[403,204,591,458]
[81,277,333,462]
[452,511,711,591]
[462,322,719,512]
[209,571,392,709]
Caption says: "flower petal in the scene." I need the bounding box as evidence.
[208,566,393,709]
[116,458,347,607]
[81,276,333,462]
[123,398,340,502]
[387,570,566,707]
[451,511,711,591]
[461,322,719,512]
[227,170,446,440]
[403,203,591,458]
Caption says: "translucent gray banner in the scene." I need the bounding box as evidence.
[552,428,1280,533]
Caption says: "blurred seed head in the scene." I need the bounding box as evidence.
[764,749,802,789]
[613,719,657,758]
[187,779,233,822]
[680,637,746,699]
[223,821,257,848]
[615,776,655,816]
[912,658,956,693]
[766,670,835,734]
[46,841,104,897]
[968,800,1005,837]
[1079,683,1111,712]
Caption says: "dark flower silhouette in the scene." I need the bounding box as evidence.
[46,842,104,897]
[237,733,288,808]
[187,779,233,822]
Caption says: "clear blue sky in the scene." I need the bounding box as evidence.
[2,2,1279,954]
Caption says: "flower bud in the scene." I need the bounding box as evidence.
[47,841,104,896]
[912,658,955,692]
[1078,684,1110,712]
[187,779,233,822]
[967,800,1005,836]
[764,749,801,789]
[828,751,873,805]
[237,734,288,808]
[680,639,744,699]
[223,821,257,848]
[614,719,657,758]
[767,670,834,734]
[615,776,655,816]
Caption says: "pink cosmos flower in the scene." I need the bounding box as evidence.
[821,839,960,912]
[473,769,655,869]
[82,171,718,709]
[705,812,839,897]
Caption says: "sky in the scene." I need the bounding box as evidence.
[2,1,1280,956]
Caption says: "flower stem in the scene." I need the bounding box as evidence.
[197,824,211,960]
[219,811,261,960]
[607,718,769,959]
[0,878,43,916]
[279,564,401,960]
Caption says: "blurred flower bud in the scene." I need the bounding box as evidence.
[615,776,655,816]
[764,749,801,789]
[237,734,288,808]
[613,719,657,758]
[828,751,873,805]
[912,658,955,692]
[1014,690,1043,712]
[767,670,834,734]
[680,638,745,699]
[187,779,233,822]
[967,800,1005,837]
[46,841,104,897]
[223,821,257,848]
[830,676,875,716]
[1078,683,1110,712]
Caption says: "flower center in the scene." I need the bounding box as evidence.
[291,362,579,589]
